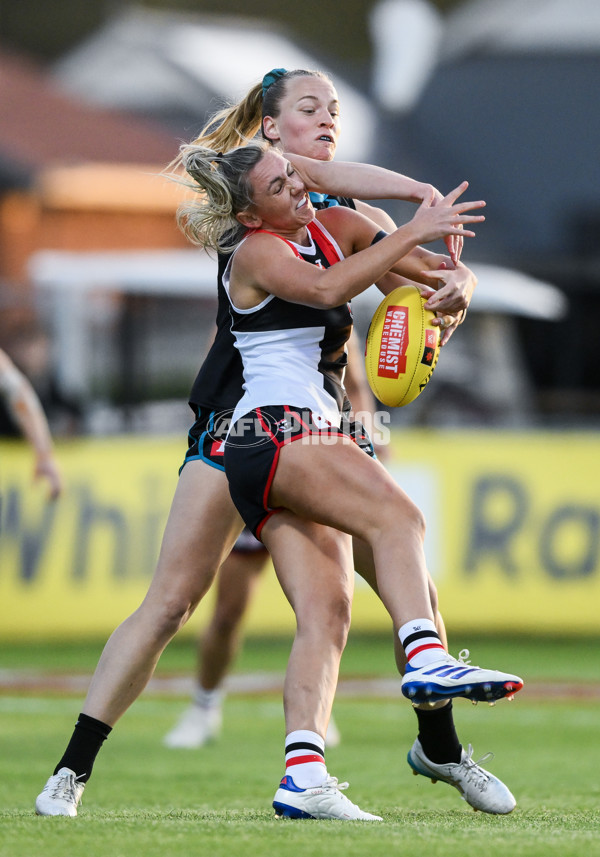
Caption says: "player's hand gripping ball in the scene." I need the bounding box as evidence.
[365,285,441,407]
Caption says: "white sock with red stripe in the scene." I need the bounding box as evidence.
[399,619,446,668]
[284,730,327,788]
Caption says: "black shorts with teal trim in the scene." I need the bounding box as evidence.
[180,405,229,474]
[181,404,376,477]
[180,405,268,554]
[223,405,374,541]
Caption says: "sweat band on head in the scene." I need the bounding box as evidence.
[262,68,287,96]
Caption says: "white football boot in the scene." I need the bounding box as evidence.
[35,767,85,816]
[163,703,222,749]
[401,650,523,704]
[407,738,516,814]
[273,774,382,820]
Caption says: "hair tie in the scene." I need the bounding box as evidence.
[262,68,287,97]
[213,151,224,164]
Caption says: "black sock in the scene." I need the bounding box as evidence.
[414,700,462,764]
[53,713,112,783]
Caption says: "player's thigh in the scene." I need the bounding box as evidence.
[145,460,244,605]
[270,436,416,542]
[263,511,354,628]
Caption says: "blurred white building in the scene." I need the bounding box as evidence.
[35,2,576,430]
[51,5,376,163]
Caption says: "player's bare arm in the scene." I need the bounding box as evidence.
[285,154,442,205]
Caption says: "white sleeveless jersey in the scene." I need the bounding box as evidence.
[224,219,353,429]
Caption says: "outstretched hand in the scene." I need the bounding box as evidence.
[425,185,464,265]
[411,182,485,246]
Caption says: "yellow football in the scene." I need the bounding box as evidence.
[364,285,441,407]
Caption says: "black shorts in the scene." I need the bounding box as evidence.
[180,406,268,554]
[223,405,370,540]
[180,405,229,473]
[180,405,376,474]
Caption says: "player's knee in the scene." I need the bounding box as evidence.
[377,490,426,543]
[333,586,352,627]
[150,594,200,637]
[405,497,427,541]
[332,594,352,649]
[295,586,352,652]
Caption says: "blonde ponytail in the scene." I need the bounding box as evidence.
[169,142,267,253]
[195,83,264,152]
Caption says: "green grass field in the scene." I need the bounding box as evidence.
[1,633,599,857]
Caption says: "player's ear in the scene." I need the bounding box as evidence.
[262,116,280,143]
[236,209,262,229]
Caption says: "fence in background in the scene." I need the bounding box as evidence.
[1,429,598,639]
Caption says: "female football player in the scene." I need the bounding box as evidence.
[165,68,515,818]
[167,139,521,820]
[35,71,518,822]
